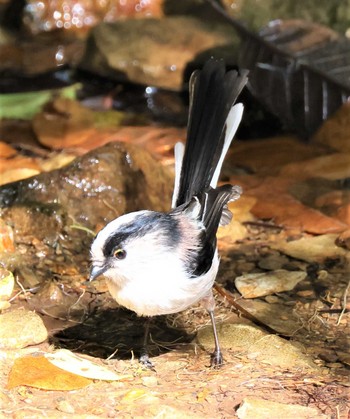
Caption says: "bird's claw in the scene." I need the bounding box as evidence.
[139,353,155,370]
[210,350,223,368]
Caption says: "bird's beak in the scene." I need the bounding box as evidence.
[89,265,107,281]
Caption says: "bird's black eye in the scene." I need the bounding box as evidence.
[113,248,127,260]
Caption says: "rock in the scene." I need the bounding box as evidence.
[79,17,239,90]
[197,323,316,370]
[235,270,307,298]
[0,142,173,231]
[0,32,84,76]
[236,397,329,419]
[0,142,173,292]
[0,309,48,348]
[234,299,302,336]
[272,234,348,263]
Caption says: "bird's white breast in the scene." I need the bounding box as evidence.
[105,250,219,316]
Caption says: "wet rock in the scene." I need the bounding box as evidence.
[0,32,84,76]
[0,142,173,230]
[272,234,348,263]
[0,142,173,289]
[236,397,329,419]
[0,309,48,348]
[197,323,316,370]
[79,17,238,90]
[235,270,307,298]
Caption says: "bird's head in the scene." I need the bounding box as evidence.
[89,210,182,285]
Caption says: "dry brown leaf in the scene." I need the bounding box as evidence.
[245,177,347,234]
[0,220,15,253]
[0,156,40,174]
[312,102,350,152]
[33,99,98,149]
[0,142,17,158]
[8,356,91,390]
[280,152,350,181]
[230,136,325,176]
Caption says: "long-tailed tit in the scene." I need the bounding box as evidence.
[90,59,248,368]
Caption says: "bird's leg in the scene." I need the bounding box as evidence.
[201,291,223,368]
[139,316,154,369]
[208,309,223,367]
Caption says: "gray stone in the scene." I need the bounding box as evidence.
[235,270,307,298]
[272,234,348,263]
[197,323,316,370]
[236,397,330,419]
[0,309,48,349]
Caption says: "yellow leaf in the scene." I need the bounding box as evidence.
[121,389,147,402]
[196,387,209,403]
[8,356,91,390]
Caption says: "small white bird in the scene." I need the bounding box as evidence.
[90,59,248,368]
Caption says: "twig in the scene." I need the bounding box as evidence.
[242,221,284,230]
[336,277,350,326]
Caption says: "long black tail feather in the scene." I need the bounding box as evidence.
[175,59,248,207]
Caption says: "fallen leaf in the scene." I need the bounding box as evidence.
[196,387,209,403]
[0,156,40,174]
[230,136,324,175]
[0,142,17,158]
[312,102,350,152]
[0,220,15,253]
[280,152,350,181]
[245,177,347,234]
[8,356,91,390]
[0,168,41,186]
[121,389,147,402]
[0,84,79,120]
[45,349,132,381]
[33,98,125,149]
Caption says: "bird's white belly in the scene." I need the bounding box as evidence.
[106,253,219,316]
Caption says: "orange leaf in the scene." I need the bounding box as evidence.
[8,356,91,390]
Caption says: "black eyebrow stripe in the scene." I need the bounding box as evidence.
[102,212,181,257]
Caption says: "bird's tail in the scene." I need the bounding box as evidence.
[172,59,248,208]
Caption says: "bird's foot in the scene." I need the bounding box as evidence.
[139,353,155,371]
[210,350,224,368]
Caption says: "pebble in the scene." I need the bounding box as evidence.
[0,309,48,349]
[56,399,76,414]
